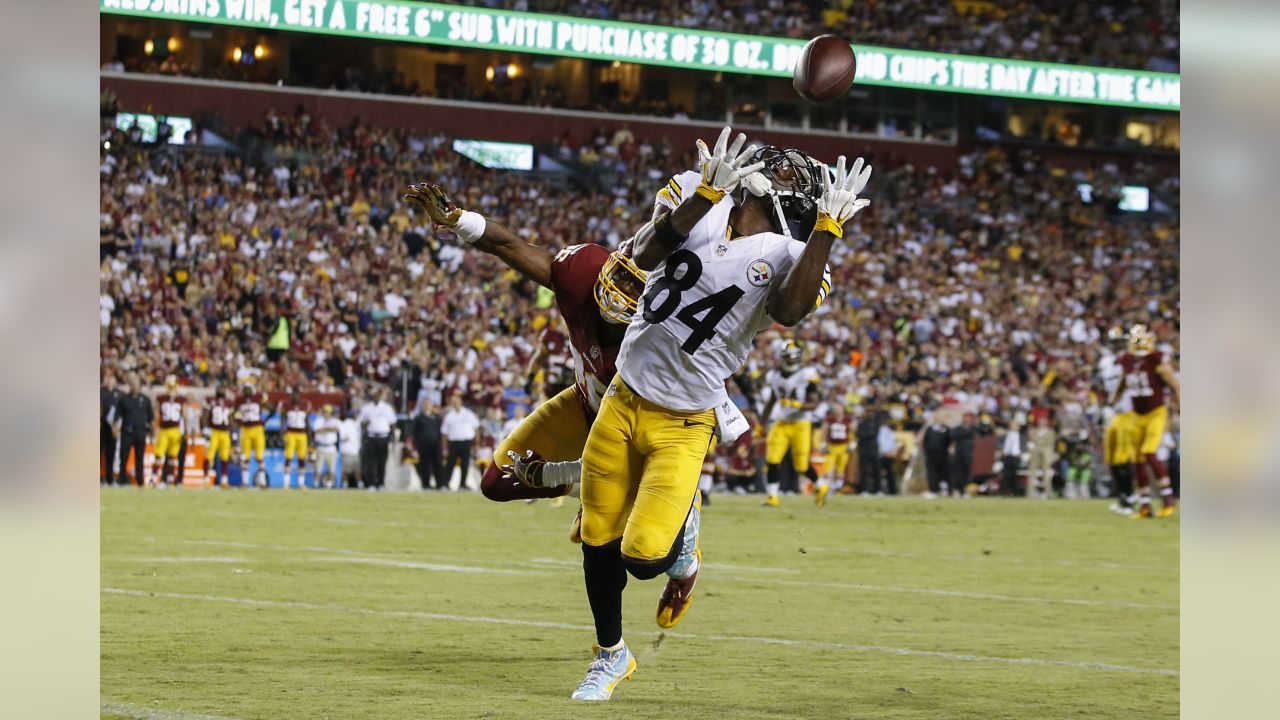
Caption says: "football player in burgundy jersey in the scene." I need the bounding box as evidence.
[154,375,185,488]
[236,383,270,488]
[404,180,723,507]
[1111,325,1181,518]
[281,389,313,489]
[823,402,852,493]
[205,386,234,487]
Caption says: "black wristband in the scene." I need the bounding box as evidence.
[653,211,687,247]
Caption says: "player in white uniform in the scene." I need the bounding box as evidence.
[761,340,824,506]
[1098,326,1138,514]
[568,127,871,701]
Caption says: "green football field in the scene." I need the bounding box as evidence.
[100,487,1178,719]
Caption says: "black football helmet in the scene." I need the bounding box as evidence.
[743,146,823,241]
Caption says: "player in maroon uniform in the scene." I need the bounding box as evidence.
[823,403,852,494]
[236,383,270,488]
[528,315,575,400]
[280,389,313,489]
[154,375,185,488]
[407,182,639,503]
[205,386,234,487]
[403,181,725,505]
[1111,325,1181,518]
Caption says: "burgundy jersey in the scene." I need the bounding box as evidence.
[208,398,233,431]
[540,326,574,392]
[156,394,184,429]
[284,401,311,432]
[237,393,268,427]
[1119,351,1170,414]
[826,416,850,444]
[549,243,621,416]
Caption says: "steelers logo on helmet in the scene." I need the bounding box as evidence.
[743,146,823,240]
[1106,325,1129,350]
[780,340,804,372]
[594,249,648,325]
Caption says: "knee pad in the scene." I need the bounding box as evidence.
[621,522,685,581]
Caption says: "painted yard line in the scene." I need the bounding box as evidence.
[120,542,1173,611]
[527,556,802,574]
[101,587,1179,677]
[803,546,1178,574]
[101,700,241,720]
[310,555,546,575]
[713,573,1177,611]
[129,557,246,564]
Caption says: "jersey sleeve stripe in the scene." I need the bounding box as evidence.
[669,177,682,194]
[656,187,675,206]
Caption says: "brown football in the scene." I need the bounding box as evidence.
[792,35,856,104]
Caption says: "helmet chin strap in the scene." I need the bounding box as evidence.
[742,170,793,238]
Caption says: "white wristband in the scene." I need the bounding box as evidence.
[542,459,582,488]
[453,210,486,244]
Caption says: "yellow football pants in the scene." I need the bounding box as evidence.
[492,385,591,468]
[826,444,850,479]
[208,429,232,462]
[239,425,266,461]
[1104,412,1138,465]
[1132,406,1168,456]
[154,427,183,459]
[580,378,715,561]
[766,419,813,472]
[284,431,309,461]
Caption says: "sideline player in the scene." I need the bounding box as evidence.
[823,402,853,496]
[1112,324,1180,518]
[569,131,869,700]
[281,389,312,489]
[205,386,234,487]
[761,340,823,506]
[236,382,269,487]
[153,375,185,488]
[1098,326,1137,514]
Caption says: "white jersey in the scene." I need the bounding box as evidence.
[313,416,341,449]
[765,366,820,423]
[1098,350,1133,414]
[620,171,831,413]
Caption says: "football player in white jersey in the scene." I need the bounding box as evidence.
[761,340,824,506]
[1098,326,1138,514]
[569,127,871,701]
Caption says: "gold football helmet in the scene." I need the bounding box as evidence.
[1105,325,1128,350]
[1128,324,1155,355]
[594,249,648,324]
[780,340,804,372]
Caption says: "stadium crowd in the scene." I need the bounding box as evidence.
[461,0,1180,71]
[99,104,1179,494]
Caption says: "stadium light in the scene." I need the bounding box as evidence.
[167,37,179,52]
[233,47,243,62]
[253,43,265,59]
[507,63,521,79]
[144,39,154,55]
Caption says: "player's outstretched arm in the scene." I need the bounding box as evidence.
[404,183,553,288]
[769,155,871,326]
[631,126,764,271]
[1157,363,1181,408]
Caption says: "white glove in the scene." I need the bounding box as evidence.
[813,155,872,239]
[694,126,766,203]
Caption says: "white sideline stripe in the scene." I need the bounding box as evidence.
[101,588,1178,676]
[101,700,240,720]
[130,557,246,564]
[803,546,1178,574]
[151,540,1172,610]
[310,555,545,576]
[714,574,1177,611]
[527,556,802,574]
